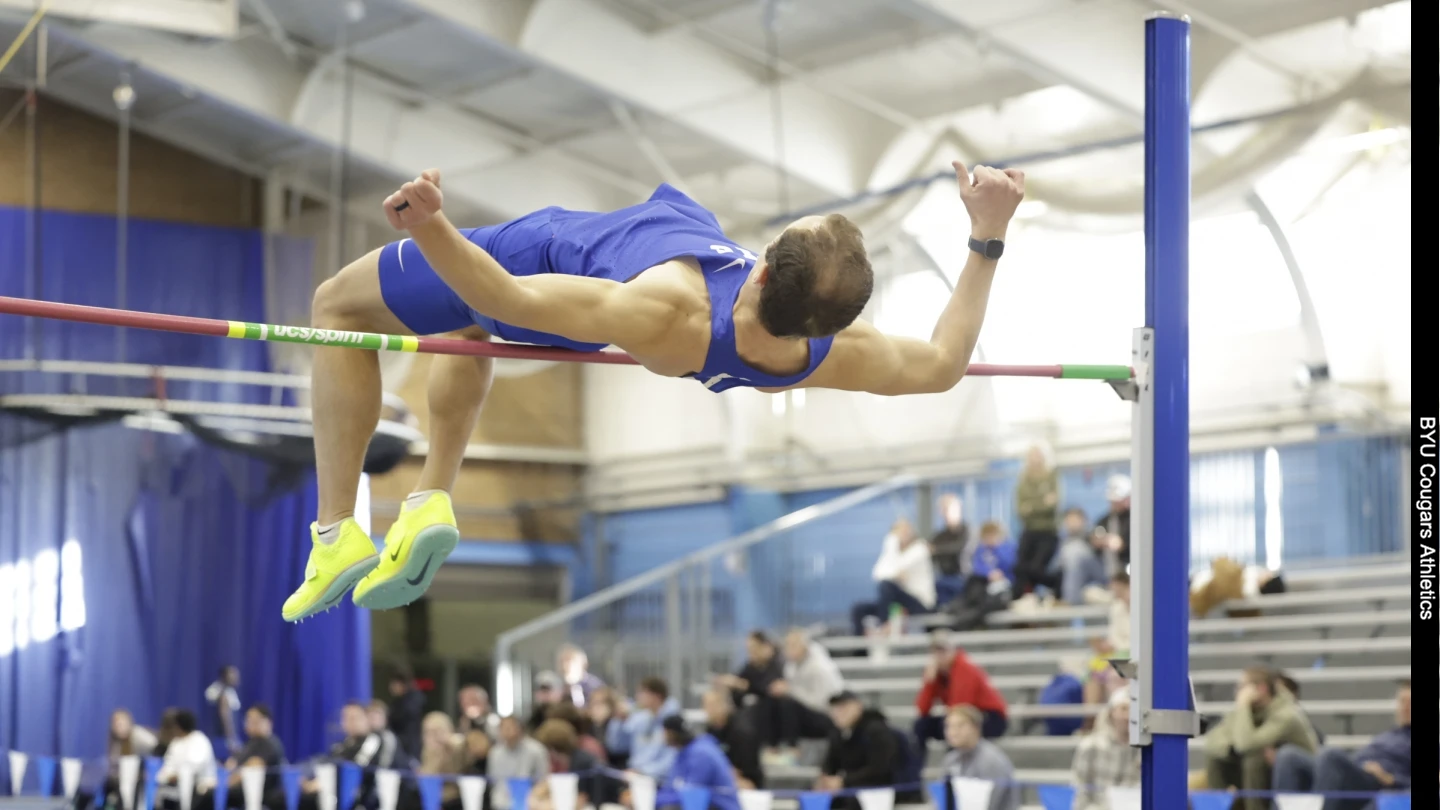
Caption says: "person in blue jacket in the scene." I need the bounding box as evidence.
[655,715,740,810]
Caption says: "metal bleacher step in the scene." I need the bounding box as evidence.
[826,606,1411,653]
[833,634,1414,674]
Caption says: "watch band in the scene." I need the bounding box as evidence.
[968,236,1005,260]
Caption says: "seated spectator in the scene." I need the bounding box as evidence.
[850,519,936,635]
[915,631,1008,747]
[1083,572,1130,707]
[818,692,898,810]
[1275,672,1323,745]
[656,716,739,810]
[534,719,602,808]
[558,644,606,707]
[1273,679,1411,810]
[586,688,627,768]
[1070,689,1140,810]
[946,522,1017,629]
[457,685,502,738]
[1049,508,1106,606]
[488,715,550,810]
[529,672,565,731]
[930,494,971,606]
[1013,445,1060,597]
[715,631,785,747]
[463,729,491,775]
[773,628,841,748]
[605,677,680,780]
[940,705,1018,810]
[299,703,383,810]
[208,704,286,810]
[156,710,218,810]
[544,702,609,764]
[79,710,159,810]
[1202,666,1317,810]
[701,688,764,789]
[368,700,409,769]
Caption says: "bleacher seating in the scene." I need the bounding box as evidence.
[692,558,1415,806]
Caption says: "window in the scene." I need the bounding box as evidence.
[0,543,87,658]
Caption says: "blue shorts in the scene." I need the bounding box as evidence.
[376,212,607,352]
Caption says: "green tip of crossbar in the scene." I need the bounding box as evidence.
[1060,364,1134,381]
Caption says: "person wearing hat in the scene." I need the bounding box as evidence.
[651,715,740,810]
[915,630,1008,748]
[939,705,1018,810]
[529,671,566,731]
[1070,688,1141,810]
[1095,475,1131,576]
[817,691,900,806]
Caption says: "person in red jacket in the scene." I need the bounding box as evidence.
[914,630,1008,747]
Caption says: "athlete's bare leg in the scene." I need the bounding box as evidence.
[310,249,412,525]
[413,328,494,494]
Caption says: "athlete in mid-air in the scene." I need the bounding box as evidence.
[282,160,1025,622]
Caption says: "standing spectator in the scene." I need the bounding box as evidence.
[715,632,785,746]
[1095,476,1131,576]
[156,710,218,810]
[1273,680,1411,810]
[915,631,1008,746]
[1202,666,1317,810]
[702,688,764,789]
[488,716,549,810]
[817,692,899,808]
[529,671,564,731]
[458,684,501,737]
[850,519,936,635]
[774,628,841,747]
[1051,508,1107,605]
[205,666,242,754]
[558,644,606,707]
[930,494,972,606]
[605,677,680,780]
[656,716,740,810]
[1012,446,1059,596]
[1070,689,1141,810]
[545,702,610,764]
[940,705,1018,810]
[389,665,427,760]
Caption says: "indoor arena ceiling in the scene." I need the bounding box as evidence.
[0,0,1412,236]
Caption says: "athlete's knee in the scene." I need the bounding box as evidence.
[312,256,379,330]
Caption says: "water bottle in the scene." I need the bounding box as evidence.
[888,603,905,638]
[863,615,889,664]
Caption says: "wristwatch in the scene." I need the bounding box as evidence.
[968,236,1005,260]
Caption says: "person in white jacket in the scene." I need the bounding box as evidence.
[155,710,218,809]
[849,518,936,635]
[765,629,844,751]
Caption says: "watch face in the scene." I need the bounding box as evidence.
[984,240,1004,259]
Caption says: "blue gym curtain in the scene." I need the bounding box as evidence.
[0,207,369,759]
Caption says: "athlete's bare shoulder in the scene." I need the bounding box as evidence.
[617,257,712,376]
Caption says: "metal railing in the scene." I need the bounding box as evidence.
[493,473,918,715]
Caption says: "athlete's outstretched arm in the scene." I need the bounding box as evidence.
[809,162,1024,396]
[383,170,675,347]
